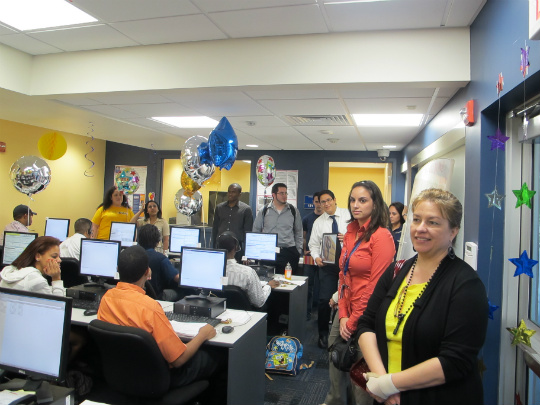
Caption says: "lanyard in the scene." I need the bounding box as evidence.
[343,237,363,276]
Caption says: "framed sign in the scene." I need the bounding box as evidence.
[321,233,339,264]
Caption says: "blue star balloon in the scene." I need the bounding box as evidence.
[509,250,538,278]
[208,117,238,170]
[488,300,499,320]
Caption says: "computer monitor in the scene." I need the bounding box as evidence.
[169,226,201,253]
[109,221,137,247]
[179,247,226,298]
[244,232,278,262]
[44,218,70,242]
[0,287,71,383]
[79,239,121,287]
[2,231,38,266]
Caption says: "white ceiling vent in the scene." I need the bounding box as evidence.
[284,115,352,126]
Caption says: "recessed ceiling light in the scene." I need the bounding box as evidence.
[382,145,397,149]
[246,145,259,148]
[151,116,218,128]
[352,114,424,127]
[0,0,97,31]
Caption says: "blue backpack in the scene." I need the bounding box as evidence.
[265,336,303,376]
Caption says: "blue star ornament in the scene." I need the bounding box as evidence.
[487,128,510,150]
[488,300,499,320]
[485,188,505,209]
[509,250,538,278]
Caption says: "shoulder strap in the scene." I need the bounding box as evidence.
[262,203,296,228]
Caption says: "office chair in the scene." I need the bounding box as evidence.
[88,319,208,405]
[59,258,87,288]
[216,285,254,311]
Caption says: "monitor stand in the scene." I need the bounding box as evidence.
[84,277,114,289]
[250,261,275,277]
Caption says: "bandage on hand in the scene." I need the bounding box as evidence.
[365,373,399,401]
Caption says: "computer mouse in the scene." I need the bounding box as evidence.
[84,309,98,316]
[222,325,234,334]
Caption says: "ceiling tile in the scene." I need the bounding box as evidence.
[86,93,172,105]
[0,34,63,55]
[240,126,301,136]
[258,98,346,116]
[71,0,202,22]
[246,87,338,100]
[345,98,433,114]
[28,25,139,52]
[210,4,328,38]
[293,125,358,138]
[359,127,420,145]
[82,104,140,119]
[193,0,315,13]
[54,97,103,106]
[116,103,199,117]
[226,116,289,127]
[338,85,435,99]
[110,15,227,45]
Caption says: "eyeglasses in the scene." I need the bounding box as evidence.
[320,198,334,205]
[276,192,288,196]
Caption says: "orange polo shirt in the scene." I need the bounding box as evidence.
[98,282,186,364]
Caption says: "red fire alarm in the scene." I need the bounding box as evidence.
[0,142,6,152]
[460,100,475,126]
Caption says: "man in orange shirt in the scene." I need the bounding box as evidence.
[98,246,224,392]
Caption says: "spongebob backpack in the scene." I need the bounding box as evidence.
[265,336,303,376]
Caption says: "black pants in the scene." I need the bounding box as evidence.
[318,264,340,336]
[263,246,300,274]
[304,264,318,316]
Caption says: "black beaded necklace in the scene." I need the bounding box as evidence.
[392,257,440,335]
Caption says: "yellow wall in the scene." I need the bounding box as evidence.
[162,159,251,224]
[1,119,106,237]
[328,167,388,209]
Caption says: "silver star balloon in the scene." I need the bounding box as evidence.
[485,188,505,209]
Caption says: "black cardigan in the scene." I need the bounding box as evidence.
[356,255,488,405]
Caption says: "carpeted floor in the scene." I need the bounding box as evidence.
[264,311,330,405]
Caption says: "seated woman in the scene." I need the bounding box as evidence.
[216,231,279,308]
[0,236,65,296]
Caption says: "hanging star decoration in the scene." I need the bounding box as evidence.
[508,319,536,347]
[520,45,530,78]
[488,300,500,320]
[509,250,538,278]
[496,72,504,96]
[485,188,505,209]
[512,182,536,209]
[487,128,510,151]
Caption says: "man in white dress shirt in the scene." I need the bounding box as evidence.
[59,218,92,260]
[308,190,351,348]
[217,231,279,308]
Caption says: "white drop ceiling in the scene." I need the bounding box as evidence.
[0,0,486,151]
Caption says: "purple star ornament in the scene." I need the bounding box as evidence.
[488,300,499,320]
[509,250,538,278]
[487,128,509,150]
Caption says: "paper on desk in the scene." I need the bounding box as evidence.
[170,321,207,337]
[80,401,111,405]
[0,391,34,405]
[274,276,305,286]
[217,309,251,324]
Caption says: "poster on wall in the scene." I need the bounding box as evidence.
[114,165,148,213]
[256,170,298,212]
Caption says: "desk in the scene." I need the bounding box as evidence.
[266,275,308,341]
[72,303,267,405]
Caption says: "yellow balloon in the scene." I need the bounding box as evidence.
[181,171,201,196]
[38,132,67,160]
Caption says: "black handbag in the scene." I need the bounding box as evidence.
[328,336,359,372]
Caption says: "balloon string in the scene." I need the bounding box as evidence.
[84,122,95,177]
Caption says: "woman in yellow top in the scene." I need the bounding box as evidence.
[91,187,144,240]
[137,200,170,252]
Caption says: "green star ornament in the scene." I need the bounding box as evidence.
[512,182,536,209]
[508,319,536,347]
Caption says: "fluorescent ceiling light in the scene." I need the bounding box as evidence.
[246,145,259,148]
[382,145,397,149]
[0,0,97,31]
[151,116,219,128]
[352,114,424,127]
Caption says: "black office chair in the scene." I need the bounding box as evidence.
[216,285,254,311]
[88,319,208,405]
[60,258,87,288]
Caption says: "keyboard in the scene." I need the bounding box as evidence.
[72,299,99,310]
[165,311,221,327]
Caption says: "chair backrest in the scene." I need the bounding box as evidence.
[88,319,171,398]
[60,258,87,288]
[216,285,254,310]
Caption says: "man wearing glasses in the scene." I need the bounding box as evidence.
[252,182,303,274]
[308,190,351,349]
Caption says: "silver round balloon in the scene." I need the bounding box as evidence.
[9,155,51,196]
[174,189,203,217]
[181,135,215,185]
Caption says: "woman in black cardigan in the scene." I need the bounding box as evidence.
[356,189,488,405]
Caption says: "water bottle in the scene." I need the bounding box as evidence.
[284,262,292,280]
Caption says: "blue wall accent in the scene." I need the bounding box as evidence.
[403,1,540,403]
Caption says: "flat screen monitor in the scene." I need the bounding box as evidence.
[2,231,38,266]
[244,232,278,262]
[79,239,121,283]
[109,221,137,247]
[0,287,71,383]
[169,226,201,253]
[179,247,226,296]
[44,218,70,242]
